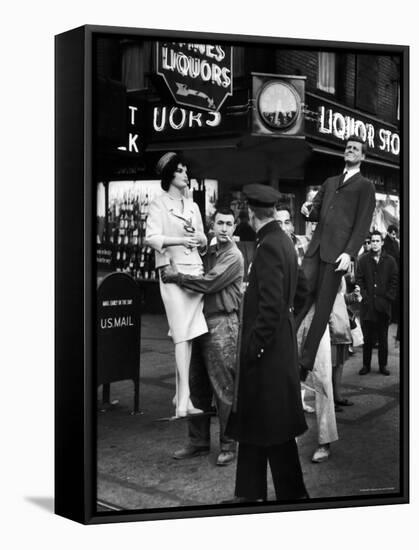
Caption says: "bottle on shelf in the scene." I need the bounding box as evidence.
[115,249,122,271]
[102,185,158,279]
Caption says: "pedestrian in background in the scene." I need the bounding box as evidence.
[383,224,400,344]
[330,277,362,408]
[297,305,337,463]
[356,230,398,376]
[383,224,400,263]
[359,234,372,257]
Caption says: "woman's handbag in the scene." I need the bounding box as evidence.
[351,317,364,347]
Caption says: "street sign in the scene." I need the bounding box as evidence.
[156,42,233,112]
[305,92,400,164]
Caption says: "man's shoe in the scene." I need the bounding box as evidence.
[379,367,390,376]
[359,366,370,375]
[216,451,235,466]
[172,445,210,460]
[311,445,330,463]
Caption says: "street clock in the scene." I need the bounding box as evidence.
[252,74,305,136]
[257,81,300,130]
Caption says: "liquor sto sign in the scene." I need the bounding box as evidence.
[306,92,400,163]
[156,42,233,112]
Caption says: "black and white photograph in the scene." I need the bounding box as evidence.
[4,1,418,548]
[77,26,407,518]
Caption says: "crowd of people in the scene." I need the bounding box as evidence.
[144,135,400,504]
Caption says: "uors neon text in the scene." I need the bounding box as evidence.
[153,106,221,132]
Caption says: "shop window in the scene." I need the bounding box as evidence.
[98,179,218,279]
[121,40,153,91]
[317,52,336,95]
[372,193,400,234]
[355,54,378,114]
[97,182,106,244]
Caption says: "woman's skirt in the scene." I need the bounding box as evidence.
[159,264,208,344]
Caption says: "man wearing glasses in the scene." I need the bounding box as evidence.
[360,235,372,257]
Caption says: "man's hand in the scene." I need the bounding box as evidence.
[354,284,362,302]
[161,258,179,284]
[335,252,351,272]
[194,231,207,248]
[301,201,313,218]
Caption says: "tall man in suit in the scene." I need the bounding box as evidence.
[226,184,308,503]
[298,135,376,379]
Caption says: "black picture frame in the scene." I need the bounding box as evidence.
[55,24,409,525]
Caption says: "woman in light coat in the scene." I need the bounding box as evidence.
[145,152,208,417]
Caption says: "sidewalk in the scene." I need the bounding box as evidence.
[97,314,400,510]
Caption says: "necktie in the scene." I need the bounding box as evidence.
[338,171,347,187]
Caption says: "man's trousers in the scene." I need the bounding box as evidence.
[234,439,308,501]
[187,311,238,452]
[361,313,390,369]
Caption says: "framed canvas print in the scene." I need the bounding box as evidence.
[55,24,409,524]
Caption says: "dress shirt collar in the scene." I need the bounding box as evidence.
[343,167,360,182]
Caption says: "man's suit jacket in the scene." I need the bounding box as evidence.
[356,250,398,321]
[306,172,376,263]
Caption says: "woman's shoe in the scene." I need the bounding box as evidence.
[312,445,331,463]
[303,403,315,414]
[175,407,203,418]
[186,407,203,415]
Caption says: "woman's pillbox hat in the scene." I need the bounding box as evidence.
[243,183,281,207]
[155,152,178,176]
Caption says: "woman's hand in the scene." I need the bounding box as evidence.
[182,235,200,249]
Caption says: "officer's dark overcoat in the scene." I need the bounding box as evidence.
[228,221,307,446]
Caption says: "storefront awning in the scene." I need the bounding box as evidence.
[146,136,312,183]
[310,144,400,171]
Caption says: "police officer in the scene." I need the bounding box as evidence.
[226,184,308,503]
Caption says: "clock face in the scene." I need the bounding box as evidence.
[257,81,300,130]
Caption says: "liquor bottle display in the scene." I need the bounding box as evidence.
[106,191,157,281]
